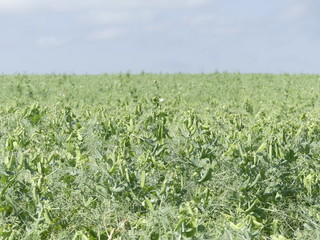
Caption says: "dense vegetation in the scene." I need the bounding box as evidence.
[1,73,320,239]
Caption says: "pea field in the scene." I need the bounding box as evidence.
[1,73,320,239]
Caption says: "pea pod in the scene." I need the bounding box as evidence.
[110,186,125,193]
[198,168,213,183]
[44,210,53,224]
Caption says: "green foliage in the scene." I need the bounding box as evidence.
[1,73,320,239]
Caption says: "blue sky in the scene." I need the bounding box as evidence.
[0,0,319,74]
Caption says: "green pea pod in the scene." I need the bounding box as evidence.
[198,168,213,183]
[110,186,125,193]
[140,170,146,188]
[44,210,53,224]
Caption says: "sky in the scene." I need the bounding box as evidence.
[0,0,319,74]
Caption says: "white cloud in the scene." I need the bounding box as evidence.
[184,14,216,26]
[36,37,63,48]
[88,28,125,40]
[207,27,241,36]
[185,0,209,7]
[88,11,132,24]
[145,23,167,33]
[87,10,153,25]
[0,0,210,13]
[182,14,241,36]
[280,0,311,21]
[0,0,35,12]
